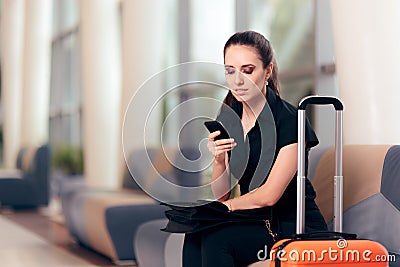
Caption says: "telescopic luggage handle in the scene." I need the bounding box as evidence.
[298,96,344,111]
[297,96,344,234]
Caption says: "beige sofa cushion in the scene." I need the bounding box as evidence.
[83,192,156,260]
[313,145,391,223]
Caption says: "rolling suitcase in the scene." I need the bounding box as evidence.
[270,96,390,267]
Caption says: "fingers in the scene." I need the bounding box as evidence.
[207,131,235,145]
[214,141,236,150]
[207,133,237,158]
[207,143,235,155]
[208,130,221,140]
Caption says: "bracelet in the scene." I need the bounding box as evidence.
[228,199,233,212]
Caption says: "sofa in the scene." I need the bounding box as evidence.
[0,144,51,209]
[313,144,400,266]
[134,145,400,267]
[60,146,204,264]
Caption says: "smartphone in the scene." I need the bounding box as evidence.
[204,120,230,140]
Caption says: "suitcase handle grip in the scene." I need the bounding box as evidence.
[294,231,357,240]
[298,96,343,110]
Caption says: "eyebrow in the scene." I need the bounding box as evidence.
[224,64,256,68]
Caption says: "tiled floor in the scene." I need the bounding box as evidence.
[0,209,137,267]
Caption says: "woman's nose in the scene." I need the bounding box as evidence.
[234,71,244,85]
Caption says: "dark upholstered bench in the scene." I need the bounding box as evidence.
[0,144,51,209]
[60,146,203,264]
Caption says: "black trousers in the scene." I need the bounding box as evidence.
[182,223,275,267]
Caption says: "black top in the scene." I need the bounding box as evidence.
[217,87,321,224]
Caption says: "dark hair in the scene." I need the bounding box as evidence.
[222,31,280,107]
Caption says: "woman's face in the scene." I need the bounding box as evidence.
[224,45,270,103]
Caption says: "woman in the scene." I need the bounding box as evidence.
[182,31,327,266]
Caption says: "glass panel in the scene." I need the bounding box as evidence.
[52,0,79,35]
[153,1,235,187]
[163,0,179,67]
[190,0,235,63]
[161,0,235,150]
[50,0,81,148]
[248,0,315,105]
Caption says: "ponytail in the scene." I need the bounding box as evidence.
[268,57,280,96]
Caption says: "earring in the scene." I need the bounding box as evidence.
[265,80,269,86]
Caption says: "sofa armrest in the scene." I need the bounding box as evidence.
[0,179,35,207]
[0,169,23,179]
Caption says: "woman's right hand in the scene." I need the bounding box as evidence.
[207,131,237,163]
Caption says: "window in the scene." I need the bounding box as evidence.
[248,0,315,105]
[49,0,81,147]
